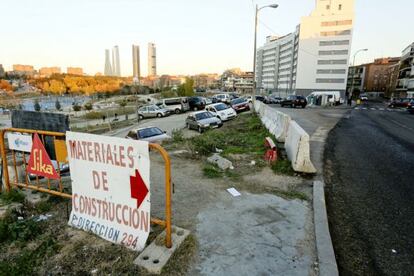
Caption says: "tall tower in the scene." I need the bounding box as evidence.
[104,49,113,76]
[112,45,121,77]
[132,45,141,81]
[148,43,156,77]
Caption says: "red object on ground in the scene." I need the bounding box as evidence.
[264,137,278,163]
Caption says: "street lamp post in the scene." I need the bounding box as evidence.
[349,48,368,103]
[252,3,278,109]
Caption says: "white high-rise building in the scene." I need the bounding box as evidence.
[148,43,157,77]
[132,45,141,81]
[256,0,355,97]
[104,49,112,76]
[112,45,121,77]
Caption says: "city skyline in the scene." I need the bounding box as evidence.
[0,0,412,76]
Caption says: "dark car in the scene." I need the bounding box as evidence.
[255,95,266,103]
[268,95,282,104]
[188,96,206,111]
[280,95,307,108]
[388,98,411,108]
[230,97,250,113]
[407,99,414,114]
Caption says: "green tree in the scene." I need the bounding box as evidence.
[119,99,127,108]
[184,77,195,96]
[55,99,62,111]
[73,103,81,112]
[83,102,93,112]
[33,99,41,112]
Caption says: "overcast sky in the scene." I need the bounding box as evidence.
[0,0,412,76]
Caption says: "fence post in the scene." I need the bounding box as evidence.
[0,129,11,192]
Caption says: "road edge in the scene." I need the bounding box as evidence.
[313,180,338,276]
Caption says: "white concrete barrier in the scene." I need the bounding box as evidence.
[254,101,316,173]
[285,120,316,173]
[254,101,291,142]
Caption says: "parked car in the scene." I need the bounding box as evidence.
[125,126,171,143]
[158,97,190,114]
[268,95,282,104]
[188,96,206,111]
[246,95,266,103]
[255,95,266,103]
[205,103,237,121]
[280,95,307,108]
[230,97,250,113]
[185,111,223,133]
[228,93,240,100]
[388,98,411,108]
[203,97,213,105]
[407,99,414,114]
[359,94,368,101]
[137,105,170,120]
[29,161,70,180]
[212,93,232,104]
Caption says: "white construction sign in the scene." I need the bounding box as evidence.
[7,132,33,152]
[66,132,150,251]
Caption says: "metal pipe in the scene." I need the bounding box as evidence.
[149,143,172,248]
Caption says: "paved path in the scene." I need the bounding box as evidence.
[324,102,414,274]
[269,104,349,177]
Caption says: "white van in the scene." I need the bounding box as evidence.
[307,91,342,106]
[158,97,190,114]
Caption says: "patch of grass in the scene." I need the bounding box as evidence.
[203,164,223,178]
[35,200,52,213]
[162,234,197,275]
[271,159,295,176]
[171,129,184,143]
[0,209,45,243]
[0,189,25,205]
[188,114,273,157]
[0,237,60,275]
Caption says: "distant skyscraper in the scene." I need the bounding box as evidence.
[148,43,157,76]
[104,49,112,76]
[112,45,121,77]
[132,45,141,80]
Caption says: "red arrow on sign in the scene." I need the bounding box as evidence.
[130,169,149,209]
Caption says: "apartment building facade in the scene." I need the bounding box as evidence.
[256,0,355,98]
[395,42,414,98]
[347,57,400,96]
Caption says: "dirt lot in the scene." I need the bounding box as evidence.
[0,113,317,275]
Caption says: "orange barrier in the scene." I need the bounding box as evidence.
[0,128,172,248]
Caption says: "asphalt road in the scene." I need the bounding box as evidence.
[324,102,414,274]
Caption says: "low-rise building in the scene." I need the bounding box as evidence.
[67,67,83,75]
[39,67,61,77]
[12,64,35,76]
[347,57,400,97]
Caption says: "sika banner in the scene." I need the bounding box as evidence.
[66,132,150,251]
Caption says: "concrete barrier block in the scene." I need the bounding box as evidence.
[285,121,316,173]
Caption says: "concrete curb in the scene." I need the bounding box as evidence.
[313,180,338,276]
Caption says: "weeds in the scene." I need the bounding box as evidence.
[172,129,184,143]
[0,209,45,243]
[271,159,295,176]
[0,237,60,275]
[203,164,223,178]
[0,189,25,205]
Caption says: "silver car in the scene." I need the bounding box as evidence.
[126,126,171,143]
[138,105,170,120]
[186,111,223,133]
